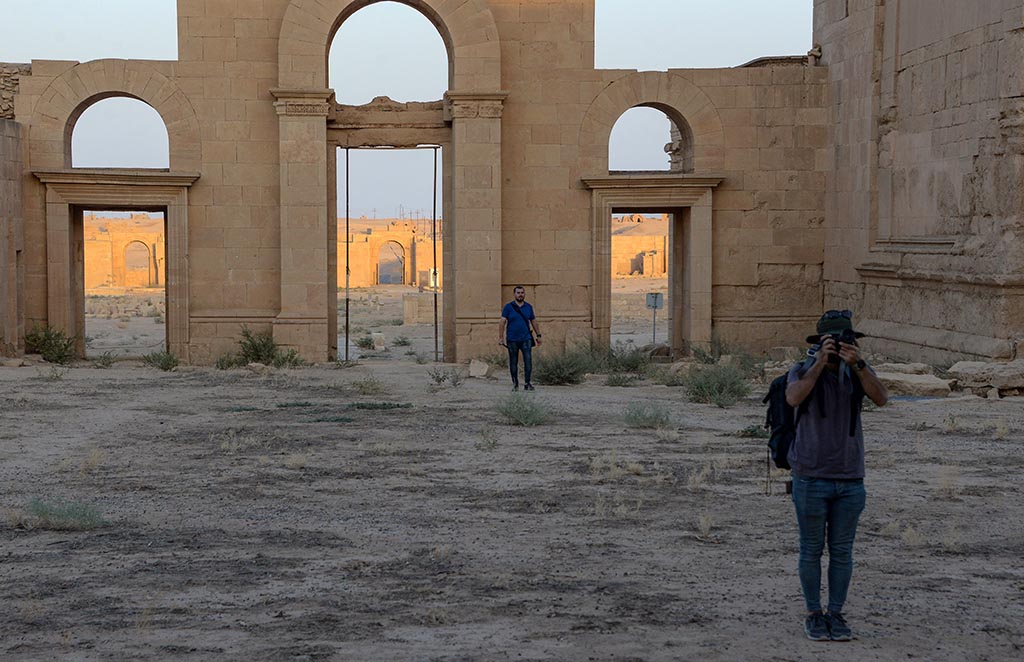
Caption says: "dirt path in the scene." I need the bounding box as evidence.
[1,359,1022,660]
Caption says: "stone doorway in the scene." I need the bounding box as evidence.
[583,175,721,357]
[31,170,198,360]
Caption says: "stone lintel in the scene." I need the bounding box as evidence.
[33,169,201,187]
[582,174,725,191]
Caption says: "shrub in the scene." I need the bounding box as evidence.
[223,326,307,368]
[350,402,412,410]
[428,366,465,387]
[605,372,639,387]
[736,423,769,439]
[650,368,688,387]
[393,335,412,347]
[681,364,751,408]
[479,350,509,368]
[26,498,106,531]
[533,349,591,385]
[25,326,76,365]
[497,393,551,426]
[624,401,672,429]
[605,342,651,375]
[143,351,179,371]
[92,351,116,369]
[348,377,390,396]
[355,336,375,350]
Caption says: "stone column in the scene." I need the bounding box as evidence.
[271,89,334,362]
[444,92,507,361]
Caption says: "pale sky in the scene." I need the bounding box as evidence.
[0,0,812,218]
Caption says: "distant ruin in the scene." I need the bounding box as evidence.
[1,0,1021,363]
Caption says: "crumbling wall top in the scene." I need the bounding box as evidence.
[0,63,31,120]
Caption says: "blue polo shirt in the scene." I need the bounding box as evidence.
[502,301,535,342]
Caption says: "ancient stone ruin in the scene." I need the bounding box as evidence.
[0,0,1021,364]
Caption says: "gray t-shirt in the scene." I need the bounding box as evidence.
[786,362,866,480]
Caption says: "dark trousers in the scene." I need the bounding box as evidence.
[507,340,532,386]
[792,474,866,614]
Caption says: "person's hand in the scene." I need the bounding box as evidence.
[838,341,861,367]
[534,337,542,346]
[815,337,838,368]
[499,340,507,348]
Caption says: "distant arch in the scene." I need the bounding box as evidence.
[278,0,501,91]
[377,240,406,284]
[124,240,153,287]
[28,59,201,171]
[579,71,724,174]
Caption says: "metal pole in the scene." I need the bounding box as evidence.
[432,146,439,363]
[653,307,657,344]
[345,147,351,361]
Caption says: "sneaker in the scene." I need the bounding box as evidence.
[524,383,535,391]
[512,383,519,391]
[826,612,852,641]
[804,611,830,641]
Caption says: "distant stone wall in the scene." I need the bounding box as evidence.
[1,119,24,355]
[0,63,31,120]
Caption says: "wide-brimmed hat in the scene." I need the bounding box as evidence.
[806,309,866,344]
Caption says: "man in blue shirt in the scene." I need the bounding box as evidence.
[785,310,887,642]
[498,286,542,391]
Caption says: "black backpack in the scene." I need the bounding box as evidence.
[762,363,867,471]
[763,371,799,470]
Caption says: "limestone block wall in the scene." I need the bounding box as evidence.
[493,0,829,353]
[611,236,666,276]
[1,119,24,355]
[817,0,1024,361]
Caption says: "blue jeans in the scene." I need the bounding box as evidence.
[507,340,532,386]
[791,474,866,614]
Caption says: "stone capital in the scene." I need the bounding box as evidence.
[270,88,335,117]
[443,91,509,121]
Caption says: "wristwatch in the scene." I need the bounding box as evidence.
[535,334,542,338]
[854,359,867,371]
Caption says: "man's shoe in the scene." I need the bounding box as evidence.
[512,383,519,391]
[804,611,830,641]
[524,383,535,391]
[826,612,852,641]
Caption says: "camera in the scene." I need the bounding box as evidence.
[824,329,858,364]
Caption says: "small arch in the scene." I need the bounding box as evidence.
[70,96,170,168]
[579,71,724,174]
[608,105,694,173]
[377,240,406,284]
[124,241,152,288]
[28,59,201,172]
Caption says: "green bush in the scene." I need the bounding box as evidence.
[215,353,242,370]
[497,393,551,426]
[143,351,179,371]
[25,326,76,365]
[532,349,591,385]
[736,423,769,439]
[681,364,751,408]
[355,336,375,350]
[650,367,688,387]
[92,351,116,369]
[27,498,106,531]
[392,335,412,347]
[478,350,509,368]
[238,325,279,363]
[624,401,672,429]
[605,342,651,375]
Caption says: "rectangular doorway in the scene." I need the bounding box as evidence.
[80,208,167,358]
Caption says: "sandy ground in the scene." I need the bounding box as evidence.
[2,284,1019,660]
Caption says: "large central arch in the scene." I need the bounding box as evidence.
[274,0,506,361]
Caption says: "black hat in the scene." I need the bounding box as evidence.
[806,309,866,344]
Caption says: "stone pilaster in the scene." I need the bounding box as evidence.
[444,91,507,360]
[271,88,334,362]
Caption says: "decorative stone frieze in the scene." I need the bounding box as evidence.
[270,88,334,117]
[443,92,508,121]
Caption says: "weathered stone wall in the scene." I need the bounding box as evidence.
[0,63,31,120]
[816,0,1024,360]
[0,119,24,356]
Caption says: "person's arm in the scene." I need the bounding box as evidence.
[498,316,507,347]
[530,317,542,346]
[839,341,889,407]
[786,338,834,407]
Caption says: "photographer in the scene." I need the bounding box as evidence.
[785,310,887,642]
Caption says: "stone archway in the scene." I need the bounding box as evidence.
[21,61,201,359]
[274,0,506,361]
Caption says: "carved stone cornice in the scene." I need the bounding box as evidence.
[270,88,335,117]
[443,91,509,121]
[33,169,200,187]
[582,174,725,190]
